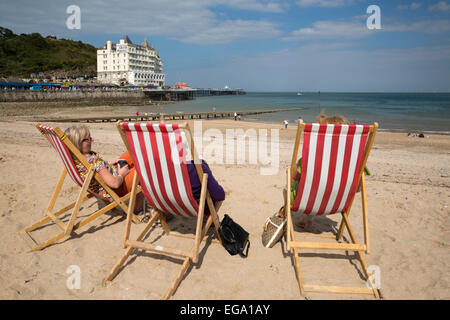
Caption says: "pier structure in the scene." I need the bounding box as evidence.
[34,107,304,123]
[194,88,245,96]
[142,87,245,101]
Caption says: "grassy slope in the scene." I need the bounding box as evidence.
[0,27,96,78]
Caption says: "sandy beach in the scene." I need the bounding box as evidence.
[0,111,449,300]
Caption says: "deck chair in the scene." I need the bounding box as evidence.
[285,120,381,298]
[19,124,142,251]
[104,121,223,299]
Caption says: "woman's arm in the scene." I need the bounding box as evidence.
[97,165,130,189]
[201,162,225,202]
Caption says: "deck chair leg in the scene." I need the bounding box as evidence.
[292,246,305,296]
[341,213,380,299]
[192,174,208,263]
[336,206,351,241]
[163,257,191,300]
[31,230,67,252]
[123,172,140,248]
[155,210,171,236]
[64,165,96,236]
[286,168,294,251]
[360,173,370,254]
[336,173,367,242]
[105,211,160,283]
[207,195,221,230]
[20,168,68,235]
[197,200,223,243]
[44,168,67,217]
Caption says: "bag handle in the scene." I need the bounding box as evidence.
[239,239,250,258]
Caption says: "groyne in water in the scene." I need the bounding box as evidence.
[33,107,305,123]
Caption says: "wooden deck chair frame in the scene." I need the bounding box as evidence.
[285,120,382,298]
[19,124,142,252]
[104,121,223,300]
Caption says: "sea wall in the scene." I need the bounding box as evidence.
[0,90,145,102]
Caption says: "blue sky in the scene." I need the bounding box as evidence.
[1,0,450,91]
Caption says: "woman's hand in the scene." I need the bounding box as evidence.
[118,164,130,177]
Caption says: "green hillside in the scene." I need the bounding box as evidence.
[0,27,97,78]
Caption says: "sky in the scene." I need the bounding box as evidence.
[1,0,450,92]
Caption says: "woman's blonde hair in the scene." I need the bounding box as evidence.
[316,112,349,124]
[64,125,91,152]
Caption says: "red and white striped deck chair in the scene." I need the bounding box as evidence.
[285,120,381,298]
[104,121,223,299]
[19,124,141,251]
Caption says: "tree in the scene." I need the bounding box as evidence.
[0,27,16,39]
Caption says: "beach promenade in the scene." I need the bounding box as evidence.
[0,111,448,300]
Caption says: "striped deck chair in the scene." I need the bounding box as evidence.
[104,121,223,300]
[285,120,381,298]
[19,124,141,252]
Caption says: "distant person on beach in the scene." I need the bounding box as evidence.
[284,120,288,129]
[64,125,145,214]
[234,112,237,121]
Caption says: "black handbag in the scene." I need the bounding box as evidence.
[218,214,250,258]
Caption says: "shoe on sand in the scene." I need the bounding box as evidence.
[262,214,286,248]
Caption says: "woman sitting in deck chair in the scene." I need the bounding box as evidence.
[64,125,145,214]
[263,113,371,248]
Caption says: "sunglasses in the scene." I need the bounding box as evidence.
[82,136,93,143]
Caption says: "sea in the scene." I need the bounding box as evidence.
[121,92,450,134]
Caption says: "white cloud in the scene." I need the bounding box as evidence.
[283,15,450,43]
[0,0,283,45]
[295,0,353,7]
[175,19,282,45]
[428,1,450,12]
[387,19,450,34]
[397,2,422,10]
[282,19,371,41]
[214,0,284,13]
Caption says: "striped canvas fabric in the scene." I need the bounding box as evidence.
[292,123,370,216]
[121,123,199,217]
[38,124,85,187]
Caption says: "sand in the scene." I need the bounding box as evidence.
[0,114,449,300]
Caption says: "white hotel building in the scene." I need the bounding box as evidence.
[97,35,165,86]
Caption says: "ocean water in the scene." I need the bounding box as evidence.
[125,92,450,133]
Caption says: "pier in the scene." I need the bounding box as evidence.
[33,107,304,123]
[142,88,245,101]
